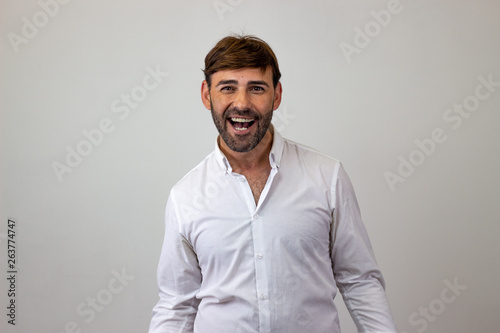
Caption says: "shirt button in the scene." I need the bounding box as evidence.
[257,253,263,259]
[239,177,246,182]
[253,213,260,219]
[260,294,267,300]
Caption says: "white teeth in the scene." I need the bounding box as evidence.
[234,127,246,131]
[231,117,253,123]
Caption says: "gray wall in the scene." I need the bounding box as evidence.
[1,1,499,332]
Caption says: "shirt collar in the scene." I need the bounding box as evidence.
[214,124,284,174]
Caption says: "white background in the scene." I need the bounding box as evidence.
[1,0,499,332]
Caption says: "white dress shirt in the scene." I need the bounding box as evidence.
[149,128,396,333]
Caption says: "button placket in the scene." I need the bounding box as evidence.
[251,212,271,333]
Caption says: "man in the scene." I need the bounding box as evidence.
[149,35,397,333]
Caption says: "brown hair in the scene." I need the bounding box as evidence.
[203,35,281,88]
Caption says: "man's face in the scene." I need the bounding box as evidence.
[201,67,282,153]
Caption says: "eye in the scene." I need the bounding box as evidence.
[250,86,265,92]
[220,86,234,91]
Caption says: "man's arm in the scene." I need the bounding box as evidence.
[330,163,397,332]
[149,191,202,333]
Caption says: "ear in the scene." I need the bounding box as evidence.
[201,80,212,110]
[272,82,283,111]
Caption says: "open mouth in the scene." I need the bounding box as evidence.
[228,117,256,132]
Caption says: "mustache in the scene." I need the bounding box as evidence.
[223,107,261,120]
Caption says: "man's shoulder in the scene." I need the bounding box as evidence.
[282,137,341,168]
[171,150,219,191]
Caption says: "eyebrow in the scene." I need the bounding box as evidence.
[215,79,270,88]
[248,80,269,87]
[216,79,238,87]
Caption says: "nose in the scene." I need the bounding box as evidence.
[232,90,251,110]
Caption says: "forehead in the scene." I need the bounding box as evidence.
[211,67,272,84]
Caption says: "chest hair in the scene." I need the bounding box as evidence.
[243,168,271,204]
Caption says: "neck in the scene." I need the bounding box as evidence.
[219,130,273,173]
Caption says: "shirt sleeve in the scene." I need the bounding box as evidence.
[330,163,397,332]
[149,190,202,333]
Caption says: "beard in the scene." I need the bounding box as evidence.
[210,101,273,153]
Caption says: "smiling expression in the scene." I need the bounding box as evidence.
[202,67,282,153]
